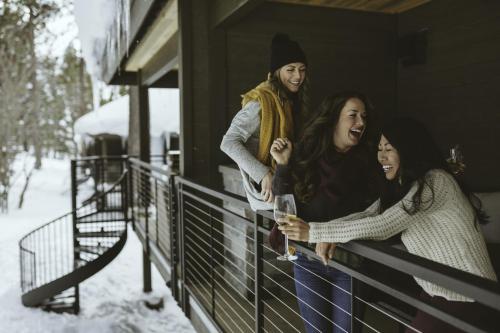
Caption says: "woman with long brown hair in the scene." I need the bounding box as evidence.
[270,91,379,333]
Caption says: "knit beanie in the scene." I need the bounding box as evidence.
[270,33,307,74]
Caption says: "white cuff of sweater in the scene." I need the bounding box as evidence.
[308,222,324,243]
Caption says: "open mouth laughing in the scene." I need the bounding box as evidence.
[349,128,363,140]
[382,165,393,172]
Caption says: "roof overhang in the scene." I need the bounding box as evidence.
[102,0,178,86]
[268,0,431,14]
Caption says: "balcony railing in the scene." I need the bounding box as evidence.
[119,157,500,332]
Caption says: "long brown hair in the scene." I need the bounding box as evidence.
[292,91,376,203]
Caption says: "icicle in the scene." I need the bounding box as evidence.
[124,0,130,58]
[115,0,120,62]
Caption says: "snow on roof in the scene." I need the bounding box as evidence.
[74,88,179,138]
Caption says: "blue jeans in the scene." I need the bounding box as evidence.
[294,254,352,333]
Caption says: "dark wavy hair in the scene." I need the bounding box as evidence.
[268,68,312,137]
[379,117,487,224]
[292,91,376,203]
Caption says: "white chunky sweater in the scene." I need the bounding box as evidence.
[309,169,498,301]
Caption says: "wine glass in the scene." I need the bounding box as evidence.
[274,194,298,261]
[447,144,466,175]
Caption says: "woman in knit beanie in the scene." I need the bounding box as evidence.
[220,33,311,211]
[279,117,497,332]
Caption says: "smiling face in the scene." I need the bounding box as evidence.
[332,98,367,153]
[278,62,306,93]
[377,135,400,180]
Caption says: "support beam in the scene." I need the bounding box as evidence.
[143,249,152,292]
[142,32,179,87]
[178,0,194,178]
[211,0,265,28]
[137,70,151,163]
[178,0,228,186]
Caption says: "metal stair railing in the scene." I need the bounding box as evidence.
[19,159,129,314]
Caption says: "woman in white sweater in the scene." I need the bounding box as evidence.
[278,117,497,332]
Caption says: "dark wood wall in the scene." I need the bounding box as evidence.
[398,0,500,191]
[182,0,500,190]
[222,2,397,155]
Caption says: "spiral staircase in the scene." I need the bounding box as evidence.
[19,163,129,314]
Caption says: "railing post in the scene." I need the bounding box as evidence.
[143,168,152,293]
[70,159,80,313]
[169,174,179,303]
[351,277,361,333]
[254,213,264,333]
[122,159,129,223]
[209,207,215,317]
[178,182,190,317]
[155,178,159,246]
[128,159,135,230]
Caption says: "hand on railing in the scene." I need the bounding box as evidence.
[315,242,336,265]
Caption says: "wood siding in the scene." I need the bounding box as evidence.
[397,0,500,191]
[223,2,397,156]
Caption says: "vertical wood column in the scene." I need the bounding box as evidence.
[178,0,227,187]
[138,70,151,163]
[131,70,152,292]
[178,0,194,179]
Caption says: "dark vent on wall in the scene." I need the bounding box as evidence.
[398,28,429,66]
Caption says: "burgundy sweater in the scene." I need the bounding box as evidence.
[272,146,380,223]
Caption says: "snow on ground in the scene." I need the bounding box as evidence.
[0,154,195,333]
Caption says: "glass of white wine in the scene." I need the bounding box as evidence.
[274,194,298,261]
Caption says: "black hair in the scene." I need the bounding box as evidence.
[379,117,488,225]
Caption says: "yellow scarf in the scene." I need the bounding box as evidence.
[241,81,294,171]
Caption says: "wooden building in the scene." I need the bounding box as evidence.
[20,1,500,332]
[101,0,500,191]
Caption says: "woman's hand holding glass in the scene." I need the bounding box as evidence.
[277,216,310,241]
[270,138,293,165]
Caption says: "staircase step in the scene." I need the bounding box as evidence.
[75,230,124,238]
[42,302,77,314]
[41,287,77,314]
[75,245,108,256]
[77,211,125,224]
[50,293,76,301]
[76,258,89,267]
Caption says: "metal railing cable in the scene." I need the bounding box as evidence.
[183,235,255,295]
[185,214,256,270]
[354,295,422,332]
[262,247,352,298]
[57,158,499,332]
[172,177,500,333]
[129,158,176,265]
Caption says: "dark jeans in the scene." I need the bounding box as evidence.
[294,254,352,333]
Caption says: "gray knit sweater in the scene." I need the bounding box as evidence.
[309,169,497,301]
[220,101,274,211]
